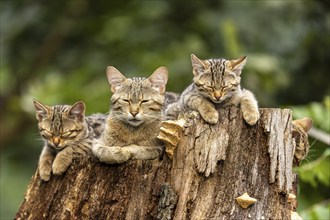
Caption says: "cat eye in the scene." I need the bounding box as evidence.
[141,100,150,104]
[121,99,130,103]
[61,131,73,138]
[61,130,79,138]
[42,130,52,138]
[204,86,214,92]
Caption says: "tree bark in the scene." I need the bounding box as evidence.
[16,108,297,220]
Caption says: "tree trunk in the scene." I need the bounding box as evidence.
[16,108,298,220]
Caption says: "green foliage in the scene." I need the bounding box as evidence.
[291,97,330,219]
[292,96,330,132]
[300,201,330,220]
[298,149,330,188]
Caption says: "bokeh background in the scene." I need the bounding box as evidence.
[1,1,329,219]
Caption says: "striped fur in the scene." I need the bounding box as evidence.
[33,100,106,181]
[93,66,168,164]
[164,91,180,110]
[165,54,259,125]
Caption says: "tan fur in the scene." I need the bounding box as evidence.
[166,54,259,125]
[292,118,313,165]
[33,100,106,181]
[93,66,168,164]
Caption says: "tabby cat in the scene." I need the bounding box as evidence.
[92,66,168,164]
[33,100,106,181]
[165,54,259,125]
[292,117,313,166]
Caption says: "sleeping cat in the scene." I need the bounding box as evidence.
[33,100,106,181]
[165,54,259,125]
[92,66,168,164]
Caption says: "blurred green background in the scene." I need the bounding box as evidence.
[1,0,329,219]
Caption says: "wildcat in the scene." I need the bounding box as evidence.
[33,100,106,181]
[92,66,168,164]
[165,54,260,125]
[164,91,180,110]
[292,117,313,166]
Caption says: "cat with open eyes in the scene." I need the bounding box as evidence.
[33,100,106,181]
[92,66,168,164]
[165,54,260,125]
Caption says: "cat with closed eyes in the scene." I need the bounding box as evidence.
[165,54,260,125]
[33,100,106,181]
[92,66,168,164]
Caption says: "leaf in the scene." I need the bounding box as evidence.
[291,96,330,133]
[297,149,330,187]
[300,200,330,220]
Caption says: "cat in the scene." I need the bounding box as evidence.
[165,54,260,125]
[33,100,106,181]
[164,91,180,110]
[292,117,313,166]
[92,66,168,164]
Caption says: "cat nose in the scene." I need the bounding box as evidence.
[53,137,60,146]
[130,111,138,117]
[214,94,222,100]
[214,91,221,100]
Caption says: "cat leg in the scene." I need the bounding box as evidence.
[122,144,163,160]
[52,146,75,175]
[52,143,92,175]
[93,141,131,164]
[240,89,260,125]
[187,96,218,124]
[38,145,55,181]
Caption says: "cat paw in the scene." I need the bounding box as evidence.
[53,164,68,175]
[243,109,260,125]
[200,110,219,124]
[52,156,72,175]
[39,166,52,181]
[95,146,131,164]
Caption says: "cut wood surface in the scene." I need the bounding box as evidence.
[16,108,297,220]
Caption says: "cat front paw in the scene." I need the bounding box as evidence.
[52,156,72,175]
[200,109,219,124]
[94,145,131,164]
[242,109,260,126]
[39,164,52,181]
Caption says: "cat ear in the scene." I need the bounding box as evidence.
[68,101,85,122]
[148,66,168,94]
[106,66,127,93]
[227,56,247,75]
[191,54,207,76]
[33,99,49,121]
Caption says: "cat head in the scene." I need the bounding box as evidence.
[191,54,247,103]
[106,66,168,127]
[33,100,87,150]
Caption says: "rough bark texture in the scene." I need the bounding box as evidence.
[16,108,297,220]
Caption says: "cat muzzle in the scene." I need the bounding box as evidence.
[128,118,144,126]
[214,96,221,101]
[213,97,224,103]
[130,111,138,117]
[213,90,223,101]
[51,137,61,148]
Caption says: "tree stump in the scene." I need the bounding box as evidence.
[16,108,298,220]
